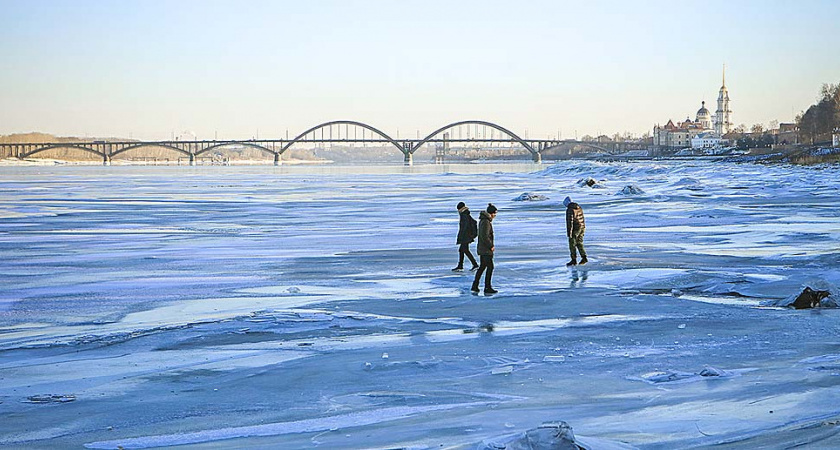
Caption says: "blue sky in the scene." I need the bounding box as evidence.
[1,0,838,140]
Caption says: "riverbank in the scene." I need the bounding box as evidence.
[5,146,839,168]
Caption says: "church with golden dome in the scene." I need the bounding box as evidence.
[653,66,733,150]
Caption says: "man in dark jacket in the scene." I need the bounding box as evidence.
[453,202,479,272]
[564,196,587,266]
[471,203,498,294]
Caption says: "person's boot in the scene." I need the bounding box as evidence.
[452,266,464,272]
[484,287,498,294]
[471,284,480,293]
[470,264,479,271]
[579,257,588,265]
[566,259,577,267]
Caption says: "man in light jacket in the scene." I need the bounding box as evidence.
[564,196,587,266]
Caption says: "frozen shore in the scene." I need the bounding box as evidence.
[1,161,839,448]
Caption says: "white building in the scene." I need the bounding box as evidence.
[691,131,722,149]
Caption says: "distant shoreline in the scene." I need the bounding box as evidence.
[0,157,334,167]
[3,148,839,167]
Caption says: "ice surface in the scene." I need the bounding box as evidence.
[2,161,840,448]
[84,402,494,449]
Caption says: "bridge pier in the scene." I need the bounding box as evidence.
[189,153,196,166]
[274,153,282,166]
[103,154,111,166]
[402,141,413,166]
[532,152,542,164]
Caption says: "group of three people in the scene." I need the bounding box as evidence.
[453,198,587,294]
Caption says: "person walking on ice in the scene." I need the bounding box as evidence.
[452,202,479,272]
[564,196,587,266]
[471,203,498,294]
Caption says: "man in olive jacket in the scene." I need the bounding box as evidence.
[471,203,498,294]
[453,202,479,271]
[564,196,587,266]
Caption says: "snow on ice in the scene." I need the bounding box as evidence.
[1,160,840,448]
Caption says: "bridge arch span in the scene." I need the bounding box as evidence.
[21,144,104,159]
[110,143,191,158]
[280,120,405,155]
[195,142,276,157]
[411,120,537,156]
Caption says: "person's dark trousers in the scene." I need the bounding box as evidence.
[472,254,494,289]
[458,243,478,268]
[569,230,586,261]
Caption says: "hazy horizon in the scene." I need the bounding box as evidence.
[2,0,839,141]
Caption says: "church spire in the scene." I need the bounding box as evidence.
[714,64,732,135]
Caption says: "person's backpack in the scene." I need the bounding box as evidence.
[467,215,478,241]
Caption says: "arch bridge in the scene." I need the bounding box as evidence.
[0,120,572,165]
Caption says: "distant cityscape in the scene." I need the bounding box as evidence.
[2,65,839,163]
[650,65,802,155]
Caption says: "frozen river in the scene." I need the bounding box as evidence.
[1,160,840,449]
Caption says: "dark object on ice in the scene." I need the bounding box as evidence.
[699,366,724,377]
[513,192,548,201]
[566,260,576,267]
[454,202,479,271]
[25,394,76,403]
[793,287,831,309]
[762,284,838,308]
[464,322,495,334]
[484,287,498,295]
[478,421,585,450]
[577,177,600,187]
